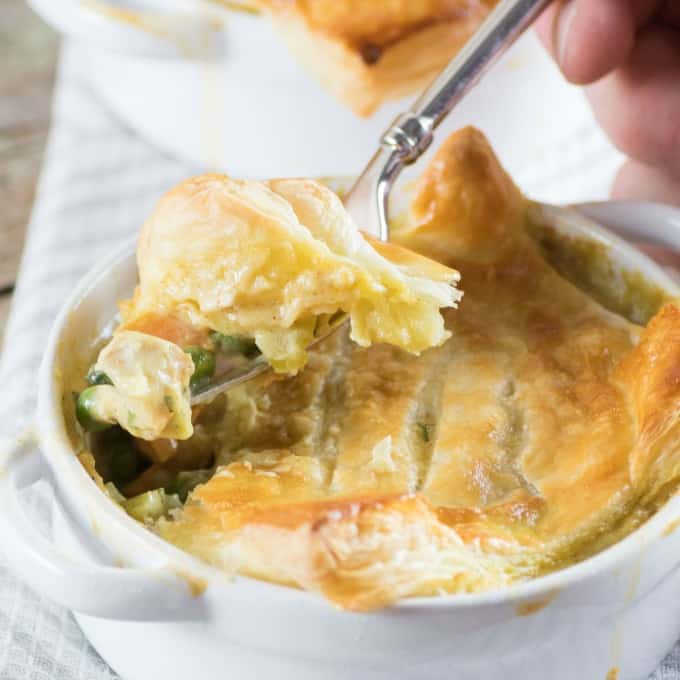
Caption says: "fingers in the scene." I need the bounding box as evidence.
[536,0,637,84]
[612,159,680,206]
[587,24,680,177]
[535,2,680,199]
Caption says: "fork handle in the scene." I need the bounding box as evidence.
[381,0,552,163]
[349,0,552,241]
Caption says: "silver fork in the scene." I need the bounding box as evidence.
[191,0,551,405]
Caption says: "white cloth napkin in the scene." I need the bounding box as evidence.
[0,41,678,680]
[0,43,195,679]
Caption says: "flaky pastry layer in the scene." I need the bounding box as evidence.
[126,175,460,374]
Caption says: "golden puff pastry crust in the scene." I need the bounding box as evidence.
[155,128,680,610]
[258,0,497,116]
[127,174,461,374]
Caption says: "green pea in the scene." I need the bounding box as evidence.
[86,367,113,386]
[184,346,216,392]
[110,441,142,487]
[76,387,112,433]
[417,422,431,442]
[166,469,212,503]
[210,332,259,358]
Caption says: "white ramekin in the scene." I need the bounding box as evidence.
[1,201,679,680]
[27,0,623,202]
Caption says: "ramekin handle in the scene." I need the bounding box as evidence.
[0,433,205,621]
[27,0,224,60]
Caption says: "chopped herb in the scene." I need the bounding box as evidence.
[417,422,432,442]
[164,395,174,412]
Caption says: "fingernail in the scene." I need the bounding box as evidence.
[554,0,578,71]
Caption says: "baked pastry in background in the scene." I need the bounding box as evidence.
[258,0,498,115]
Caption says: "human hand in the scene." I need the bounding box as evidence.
[536,1,680,204]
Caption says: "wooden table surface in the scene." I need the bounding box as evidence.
[0,0,58,341]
